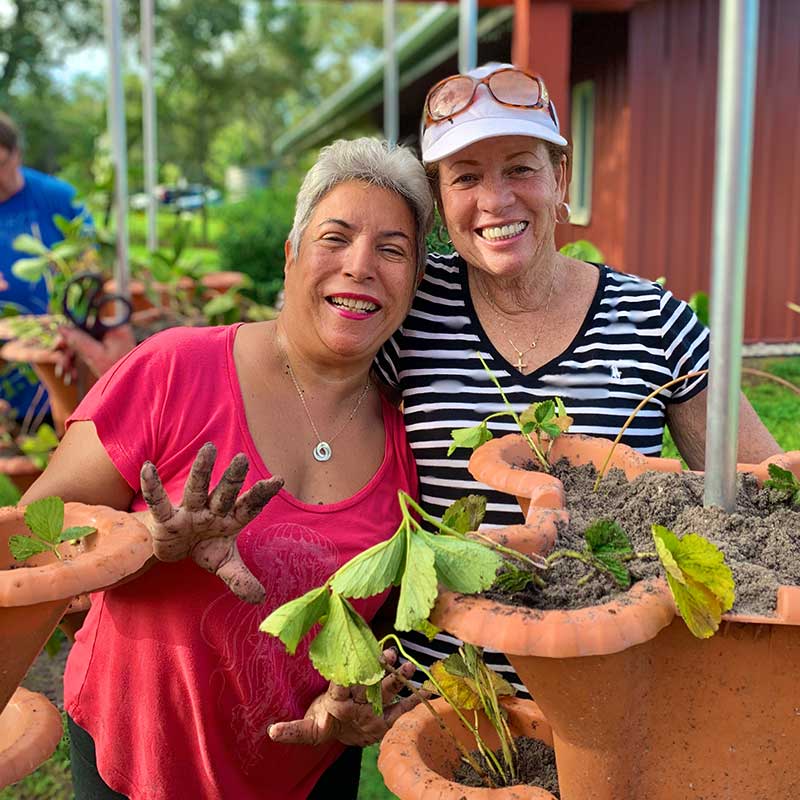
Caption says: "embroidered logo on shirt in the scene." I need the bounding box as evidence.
[610,364,622,380]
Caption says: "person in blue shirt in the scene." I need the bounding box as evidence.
[0,111,91,422]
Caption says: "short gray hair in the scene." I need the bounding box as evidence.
[288,137,434,279]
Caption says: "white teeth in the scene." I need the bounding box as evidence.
[329,296,378,312]
[480,222,527,241]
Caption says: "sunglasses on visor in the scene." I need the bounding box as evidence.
[422,67,556,131]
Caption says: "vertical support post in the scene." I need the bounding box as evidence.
[383,0,399,146]
[103,0,130,300]
[459,0,478,73]
[141,0,158,252]
[704,0,760,511]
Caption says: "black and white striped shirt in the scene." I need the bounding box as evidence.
[375,253,709,692]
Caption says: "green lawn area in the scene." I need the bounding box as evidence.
[2,357,798,799]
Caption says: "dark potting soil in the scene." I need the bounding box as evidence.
[452,735,560,797]
[488,460,800,616]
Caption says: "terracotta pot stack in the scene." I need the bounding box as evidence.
[430,433,800,800]
[379,697,558,800]
[0,504,151,789]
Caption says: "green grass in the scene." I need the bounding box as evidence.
[126,208,226,248]
[358,745,397,800]
[663,357,800,460]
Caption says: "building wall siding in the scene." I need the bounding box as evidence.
[627,0,800,342]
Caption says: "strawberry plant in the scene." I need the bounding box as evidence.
[448,353,572,471]
[764,464,800,506]
[8,496,96,561]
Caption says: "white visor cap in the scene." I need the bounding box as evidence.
[421,62,568,164]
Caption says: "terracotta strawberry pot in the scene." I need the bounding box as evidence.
[0,455,42,494]
[0,503,152,714]
[379,697,558,799]
[432,433,800,799]
[0,341,78,437]
[0,687,62,789]
[199,270,247,298]
[103,278,155,313]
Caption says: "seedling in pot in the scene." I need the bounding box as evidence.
[8,496,96,562]
[764,464,800,506]
[261,493,549,788]
[448,353,572,471]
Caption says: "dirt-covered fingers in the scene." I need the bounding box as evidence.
[383,690,424,727]
[212,545,266,605]
[233,476,284,526]
[380,659,416,704]
[268,718,326,746]
[208,453,249,516]
[181,442,217,511]
[140,461,175,525]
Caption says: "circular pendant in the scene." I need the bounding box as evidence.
[313,442,332,462]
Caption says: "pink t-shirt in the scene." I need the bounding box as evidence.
[63,324,418,800]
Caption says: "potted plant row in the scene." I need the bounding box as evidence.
[431,368,800,800]
[0,497,152,788]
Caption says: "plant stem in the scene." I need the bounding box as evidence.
[378,641,499,787]
[475,352,550,470]
[592,369,709,492]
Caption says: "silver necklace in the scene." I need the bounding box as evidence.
[475,263,559,372]
[284,358,371,462]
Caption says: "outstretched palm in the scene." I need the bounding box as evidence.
[140,442,283,604]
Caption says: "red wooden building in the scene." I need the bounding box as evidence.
[288,0,800,344]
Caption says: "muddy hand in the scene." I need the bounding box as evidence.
[268,649,420,747]
[140,442,283,604]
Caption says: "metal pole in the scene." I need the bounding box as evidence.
[103,0,130,300]
[458,0,478,73]
[704,0,760,511]
[383,0,399,146]
[141,0,158,252]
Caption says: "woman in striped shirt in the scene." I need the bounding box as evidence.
[374,62,780,690]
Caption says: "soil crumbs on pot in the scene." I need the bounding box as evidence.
[453,735,560,797]
[490,461,800,616]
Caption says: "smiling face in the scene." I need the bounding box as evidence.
[437,136,566,281]
[282,180,417,361]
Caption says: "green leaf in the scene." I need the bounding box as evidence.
[330,529,406,598]
[413,618,440,639]
[540,423,561,438]
[44,628,66,658]
[366,679,384,717]
[521,421,536,435]
[24,497,64,543]
[8,534,51,561]
[585,520,633,589]
[10,256,49,282]
[422,531,502,594]
[395,533,438,631]
[765,464,800,504]
[309,593,384,686]
[441,495,486,534]
[447,423,493,456]
[59,526,96,543]
[259,586,330,655]
[534,400,554,424]
[202,292,237,317]
[11,234,49,256]
[652,525,735,638]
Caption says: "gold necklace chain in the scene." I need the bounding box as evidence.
[284,357,371,463]
[475,263,559,372]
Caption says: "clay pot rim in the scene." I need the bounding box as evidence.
[0,455,40,476]
[0,502,152,606]
[378,696,557,800]
[433,577,676,659]
[0,687,62,789]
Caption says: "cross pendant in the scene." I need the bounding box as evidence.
[516,354,526,371]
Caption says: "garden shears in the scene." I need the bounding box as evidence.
[62,271,133,341]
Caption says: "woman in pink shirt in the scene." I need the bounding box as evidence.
[22,138,433,800]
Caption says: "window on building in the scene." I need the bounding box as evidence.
[568,80,595,226]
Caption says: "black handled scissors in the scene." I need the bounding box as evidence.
[62,271,133,341]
